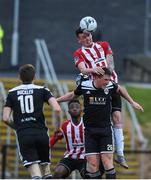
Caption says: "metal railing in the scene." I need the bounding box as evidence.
[35,39,69,119]
[125,101,148,150]
[144,0,151,55]
[0,81,12,145]
[122,86,148,178]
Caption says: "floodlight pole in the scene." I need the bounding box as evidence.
[11,0,20,66]
[144,0,151,55]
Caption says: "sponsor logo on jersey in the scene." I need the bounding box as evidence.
[89,96,106,105]
[104,88,109,95]
[21,117,36,122]
[94,58,105,64]
[72,139,84,147]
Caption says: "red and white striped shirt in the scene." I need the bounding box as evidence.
[50,118,85,159]
[61,118,85,159]
[73,41,118,83]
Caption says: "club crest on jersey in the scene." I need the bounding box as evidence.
[74,56,79,64]
[97,46,104,52]
[108,45,112,52]
[104,88,109,94]
[86,90,91,94]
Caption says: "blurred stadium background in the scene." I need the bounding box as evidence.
[0,0,151,179]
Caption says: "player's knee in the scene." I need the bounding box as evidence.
[89,161,97,167]
[53,172,65,179]
[101,154,113,170]
[112,111,122,126]
[53,173,63,179]
[87,161,98,171]
[53,168,69,179]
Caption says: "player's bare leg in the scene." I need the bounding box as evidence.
[112,111,128,169]
[27,163,42,179]
[40,163,52,179]
[101,153,116,179]
[85,154,101,179]
[53,164,69,178]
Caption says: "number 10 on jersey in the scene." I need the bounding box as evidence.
[18,95,34,113]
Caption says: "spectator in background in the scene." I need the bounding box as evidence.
[3,64,62,179]
[0,24,4,61]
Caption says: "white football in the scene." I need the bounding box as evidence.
[79,16,97,32]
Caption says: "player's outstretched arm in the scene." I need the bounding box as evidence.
[3,107,15,129]
[50,130,63,148]
[48,97,62,131]
[106,54,115,73]
[118,85,144,112]
[57,91,77,103]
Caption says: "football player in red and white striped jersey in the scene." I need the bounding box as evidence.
[73,27,128,169]
[74,28,116,82]
[50,99,104,178]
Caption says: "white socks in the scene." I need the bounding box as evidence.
[113,127,124,156]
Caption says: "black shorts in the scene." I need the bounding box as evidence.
[111,92,122,112]
[58,158,86,176]
[85,127,114,155]
[16,128,50,167]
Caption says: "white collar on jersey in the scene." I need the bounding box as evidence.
[70,117,83,128]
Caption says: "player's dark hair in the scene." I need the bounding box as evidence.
[75,27,84,37]
[102,67,112,76]
[68,99,80,107]
[19,64,35,83]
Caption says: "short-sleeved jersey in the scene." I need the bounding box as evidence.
[74,80,118,128]
[5,83,53,132]
[53,118,85,159]
[60,118,85,159]
[73,41,118,83]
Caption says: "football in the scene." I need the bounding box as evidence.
[79,16,97,32]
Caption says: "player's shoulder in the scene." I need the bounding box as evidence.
[76,73,89,86]
[96,41,110,47]
[61,119,70,128]
[81,79,92,86]
[106,80,117,89]
[8,84,23,93]
[80,80,95,90]
[73,48,82,56]
[30,84,51,92]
